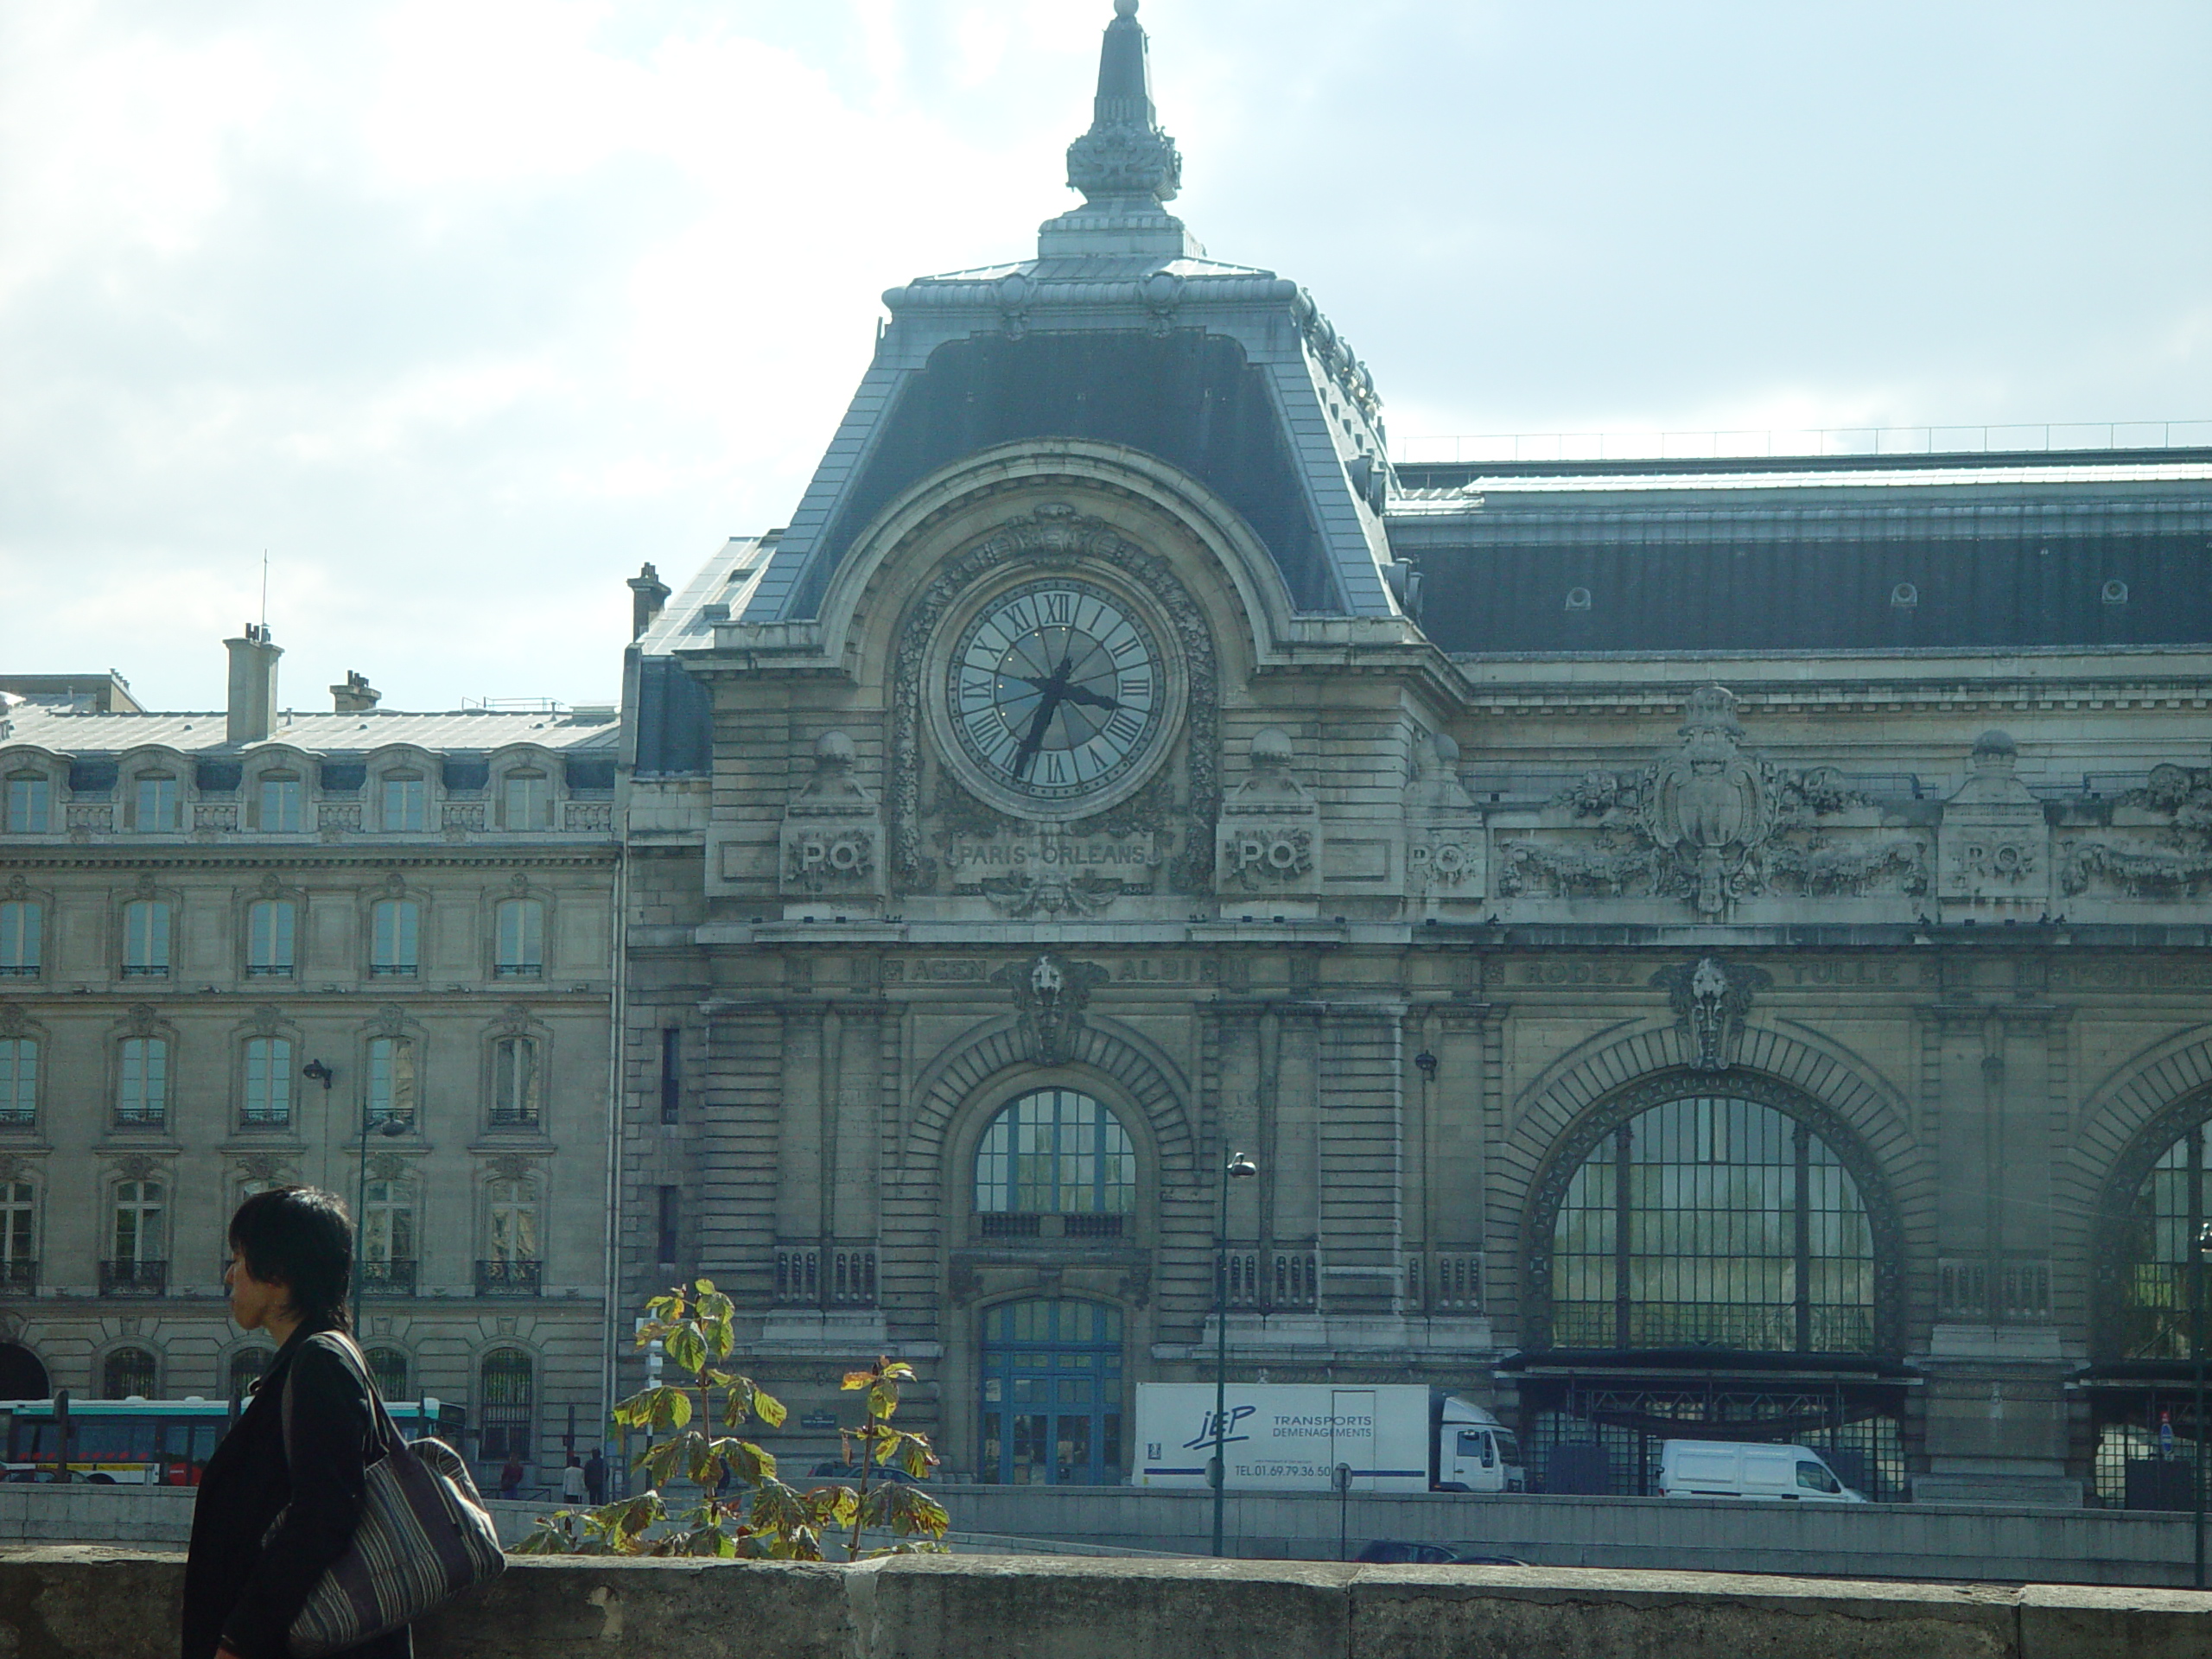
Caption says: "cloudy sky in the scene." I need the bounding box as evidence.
[3,1,2208,713]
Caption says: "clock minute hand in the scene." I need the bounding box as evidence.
[1012,677,1066,779]
[1055,683,1120,713]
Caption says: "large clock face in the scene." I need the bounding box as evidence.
[944,579,1167,809]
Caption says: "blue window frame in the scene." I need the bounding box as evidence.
[979,1299,1123,1486]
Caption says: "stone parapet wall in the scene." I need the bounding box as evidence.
[0,1548,2205,1658]
[4,1484,2204,1588]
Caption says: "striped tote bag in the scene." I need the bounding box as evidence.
[275,1333,507,1657]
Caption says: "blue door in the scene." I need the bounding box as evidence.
[980,1300,1124,1484]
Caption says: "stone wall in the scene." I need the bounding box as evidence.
[0,1548,2206,1658]
[7,1483,2207,1589]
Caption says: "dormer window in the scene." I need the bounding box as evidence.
[502,771,550,830]
[257,773,303,832]
[3,772,50,834]
[382,773,427,832]
[133,774,180,832]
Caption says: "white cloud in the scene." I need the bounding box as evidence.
[2,0,2209,709]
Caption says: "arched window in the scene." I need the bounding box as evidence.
[2110,1120,2212,1362]
[117,1038,168,1124]
[0,899,41,976]
[122,900,171,977]
[1549,1092,1875,1354]
[974,1090,1135,1230]
[478,1349,533,1461]
[501,772,550,830]
[0,1180,35,1289]
[490,1037,541,1126]
[131,773,180,831]
[361,1178,416,1295]
[370,900,419,978]
[4,772,51,834]
[246,899,296,977]
[241,1037,292,1128]
[365,1036,417,1126]
[0,1340,48,1399]
[108,1180,165,1292]
[229,1348,272,1402]
[366,1346,410,1400]
[979,1300,1124,1485]
[257,772,304,833]
[103,1346,156,1400]
[493,899,543,978]
[381,773,428,832]
[0,1038,35,1123]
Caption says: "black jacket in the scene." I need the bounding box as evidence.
[181,1325,411,1659]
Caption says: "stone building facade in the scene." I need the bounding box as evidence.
[603,3,2212,1508]
[0,642,619,1484]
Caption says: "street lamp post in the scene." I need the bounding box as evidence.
[306,1058,409,1332]
[1211,1150,1258,1560]
[2195,1220,2212,1590]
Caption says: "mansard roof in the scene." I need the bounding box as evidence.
[0,702,620,761]
[1390,448,2212,655]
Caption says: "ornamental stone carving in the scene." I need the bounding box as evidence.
[1217,728,1320,898]
[2061,760,2212,898]
[888,507,1219,900]
[1649,957,1772,1072]
[1404,729,1485,907]
[781,731,885,902]
[1938,731,2050,911]
[1496,684,1927,915]
[994,953,1110,1065]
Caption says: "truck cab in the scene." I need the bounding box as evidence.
[1436,1396,1526,1493]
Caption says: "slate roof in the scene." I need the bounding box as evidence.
[1389,449,2212,656]
[0,702,620,759]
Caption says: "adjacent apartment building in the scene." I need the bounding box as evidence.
[0,636,620,1483]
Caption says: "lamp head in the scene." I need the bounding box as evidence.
[1227,1153,1258,1180]
[2197,1220,2212,1257]
[302,1058,334,1090]
[374,1115,412,1138]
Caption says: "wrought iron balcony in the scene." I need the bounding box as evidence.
[486,1104,540,1128]
[976,1211,1125,1241]
[358,1258,417,1297]
[0,1259,34,1292]
[100,1259,167,1296]
[474,1257,541,1297]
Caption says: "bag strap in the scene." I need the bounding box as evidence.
[278,1331,399,1478]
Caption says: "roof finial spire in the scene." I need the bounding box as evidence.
[1066,0,1180,207]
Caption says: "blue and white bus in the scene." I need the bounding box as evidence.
[0,1395,467,1484]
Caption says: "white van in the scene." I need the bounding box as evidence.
[1656,1440,1866,1503]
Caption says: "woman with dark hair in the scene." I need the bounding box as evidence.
[182,1186,410,1659]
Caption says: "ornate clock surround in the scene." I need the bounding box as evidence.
[890,505,1221,895]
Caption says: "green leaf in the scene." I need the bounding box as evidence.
[665,1325,708,1376]
[751,1388,788,1430]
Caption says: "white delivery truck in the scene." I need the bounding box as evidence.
[1656,1440,1867,1503]
[1135,1384,1524,1494]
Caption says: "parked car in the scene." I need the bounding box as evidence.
[1355,1540,1533,1567]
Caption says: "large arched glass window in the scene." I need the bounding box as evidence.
[974,1089,1135,1219]
[2111,1120,2212,1362]
[1551,1093,1875,1354]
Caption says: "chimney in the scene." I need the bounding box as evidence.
[330,671,382,715]
[224,625,283,744]
[627,562,671,640]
